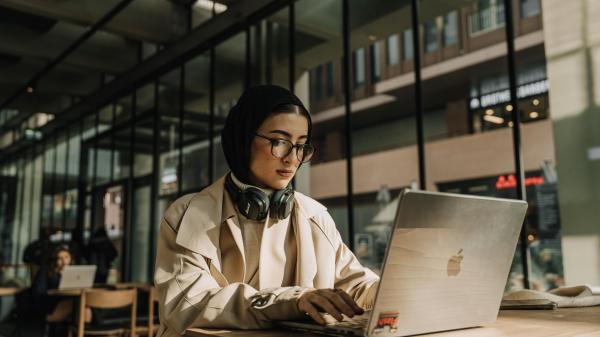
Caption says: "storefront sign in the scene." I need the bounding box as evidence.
[470,79,549,109]
[495,174,544,190]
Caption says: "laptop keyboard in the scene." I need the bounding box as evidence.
[327,312,371,330]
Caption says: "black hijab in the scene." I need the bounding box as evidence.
[221,85,312,185]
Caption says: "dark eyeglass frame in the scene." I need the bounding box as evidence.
[253,133,315,163]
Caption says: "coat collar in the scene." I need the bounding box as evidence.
[175,174,327,282]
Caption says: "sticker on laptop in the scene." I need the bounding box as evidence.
[372,311,399,334]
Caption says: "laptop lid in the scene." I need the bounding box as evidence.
[58,265,97,289]
[366,190,527,337]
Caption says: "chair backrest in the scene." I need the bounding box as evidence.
[77,288,137,337]
[148,286,159,337]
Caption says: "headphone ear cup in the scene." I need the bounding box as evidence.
[240,187,270,220]
[270,187,295,220]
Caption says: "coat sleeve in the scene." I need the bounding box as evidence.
[322,212,380,310]
[154,218,310,333]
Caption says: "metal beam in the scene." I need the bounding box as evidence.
[0,0,135,130]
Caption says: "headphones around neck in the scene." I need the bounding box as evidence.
[224,173,295,221]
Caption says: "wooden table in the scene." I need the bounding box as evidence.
[186,306,600,337]
[0,287,24,296]
[47,288,87,296]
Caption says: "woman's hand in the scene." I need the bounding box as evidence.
[297,288,364,325]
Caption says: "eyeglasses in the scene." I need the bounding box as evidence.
[253,133,315,163]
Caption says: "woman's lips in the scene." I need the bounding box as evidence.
[276,169,294,178]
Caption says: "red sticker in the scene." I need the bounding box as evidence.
[373,311,399,334]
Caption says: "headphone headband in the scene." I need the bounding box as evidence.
[224,173,294,221]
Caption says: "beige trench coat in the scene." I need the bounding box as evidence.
[154,176,379,336]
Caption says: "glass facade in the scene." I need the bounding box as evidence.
[0,0,598,291]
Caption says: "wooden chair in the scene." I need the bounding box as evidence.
[132,287,159,337]
[113,284,159,337]
[71,288,137,337]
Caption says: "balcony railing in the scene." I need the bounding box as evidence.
[469,2,506,36]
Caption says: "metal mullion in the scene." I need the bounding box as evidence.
[28,143,36,241]
[75,118,86,246]
[342,0,354,250]
[178,67,185,196]
[62,126,70,234]
[110,103,116,183]
[89,109,99,243]
[149,80,160,281]
[124,88,137,282]
[245,27,251,90]
[51,136,58,232]
[209,47,215,183]
[502,0,530,289]
[15,154,27,267]
[410,0,426,190]
[38,142,46,232]
[289,3,295,93]
[266,19,273,85]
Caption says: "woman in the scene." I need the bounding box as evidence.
[154,85,379,336]
[31,244,73,313]
[30,244,74,337]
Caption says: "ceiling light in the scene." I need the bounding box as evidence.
[505,104,513,112]
[532,99,540,106]
[26,86,34,94]
[368,35,377,41]
[529,111,539,118]
[483,115,504,124]
[194,0,227,13]
[485,109,494,115]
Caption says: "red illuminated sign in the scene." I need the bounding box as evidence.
[495,174,544,190]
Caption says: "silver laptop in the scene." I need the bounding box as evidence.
[279,189,527,337]
[58,265,97,289]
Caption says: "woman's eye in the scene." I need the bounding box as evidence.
[272,139,287,146]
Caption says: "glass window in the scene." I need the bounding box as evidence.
[182,52,210,192]
[443,11,459,46]
[386,34,399,65]
[131,185,151,282]
[470,0,505,35]
[158,68,182,197]
[214,32,246,180]
[403,29,413,60]
[113,125,131,181]
[520,0,540,18]
[424,19,438,53]
[296,0,349,241]
[371,41,382,83]
[134,84,155,178]
[249,8,290,88]
[420,0,544,291]
[94,133,112,187]
[326,62,334,98]
[353,48,366,87]
[346,0,419,265]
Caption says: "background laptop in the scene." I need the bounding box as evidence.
[279,189,528,337]
[58,265,97,289]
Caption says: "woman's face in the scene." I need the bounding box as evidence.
[55,250,72,272]
[249,112,309,190]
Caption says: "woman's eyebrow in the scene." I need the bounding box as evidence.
[268,130,308,139]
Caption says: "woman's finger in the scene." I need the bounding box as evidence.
[300,300,326,326]
[309,294,343,321]
[320,289,355,317]
[336,289,365,314]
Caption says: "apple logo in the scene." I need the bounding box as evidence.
[447,249,463,277]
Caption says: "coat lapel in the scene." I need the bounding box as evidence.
[292,192,327,288]
[174,176,244,275]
